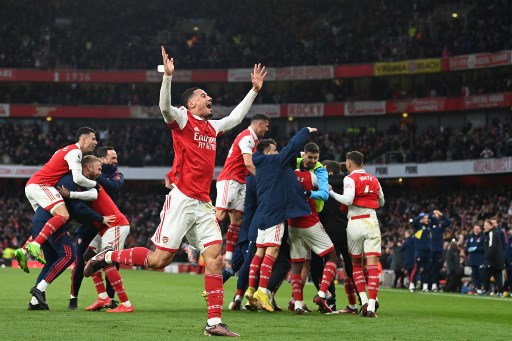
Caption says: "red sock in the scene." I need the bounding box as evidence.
[91,271,106,295]
[258,254,276,290]
[22,236,34,250]
[291,273,303,302]
[236,288,243,297]
[367,264,380,300]
[319,261,337,294]
[248,254,262,288]
[205,274,223,320]
[111,247,151,267]
[344,276,357,305]
[105,265,129,302]
[352,262,367,294]
[225,224,240,254]
[34,215,67,245]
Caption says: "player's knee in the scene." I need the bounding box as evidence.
[326,252,338,264]
[59,212,70,221]
[204,254,223,272]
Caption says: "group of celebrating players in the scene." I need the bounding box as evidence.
[15,47,385,337]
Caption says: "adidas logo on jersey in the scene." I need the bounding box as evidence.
[194,127,200,132]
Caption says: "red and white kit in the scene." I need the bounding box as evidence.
[288,170,334,262]
[88,185,130,252]
[155,76,258,253]
[333,169,384,258]
[25,143,83,213]
[216,127,258,213]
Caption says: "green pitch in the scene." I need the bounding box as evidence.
[1,268,512,340]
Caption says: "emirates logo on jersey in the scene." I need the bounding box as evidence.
[194,132,216,150]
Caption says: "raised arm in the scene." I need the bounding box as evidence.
[159,46,187,128]
[211,64,267,133]
[276,127,313,167]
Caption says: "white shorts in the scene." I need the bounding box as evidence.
[346,213,382,258]
[215,179,246,213]
[288,222,334,262]
[89,225,130,252]
[25,184,65,213]
[256,223,285,248]
[151,186,222,253]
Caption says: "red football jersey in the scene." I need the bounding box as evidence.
[217,127,258,183]
[288,170,320,228]
[347,170,380,209]
[27,144,81,186]
[91,185,129,236]
[165,111,219,202]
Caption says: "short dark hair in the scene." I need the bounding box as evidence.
[180,87,200,108]
[340,161,347,173]
[324,160,341,174]
[97,146,115,158]
[76,126,96,141]
[304,142,319,154]
[346,151,364,166]
[251,113,270,122]
[256,138,277,153]
[82,155,100,166]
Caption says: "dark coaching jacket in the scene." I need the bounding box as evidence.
[413,213,431,252]
[466,232,485,266]
[250,127,312,231]
[238,173,258,244]
[96,163,124,205]
[430,214,451,252]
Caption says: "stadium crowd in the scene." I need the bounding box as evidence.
[1,113,511,167]
[1,0,510,70]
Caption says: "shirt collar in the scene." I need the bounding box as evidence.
[349,169,366,175]
[248,126,258,141]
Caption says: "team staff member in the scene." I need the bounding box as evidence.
[96,146,124,205]
[410,212,432,292]
[466,224,485,294]
[483,219,505,295]
[429,210,451,292]
[96,146,125,307]
[401,229,416,292]
[313,161,357,313]
[244,128,316,312]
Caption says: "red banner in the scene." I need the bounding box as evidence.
[5,92,512,119]
[448,50,511,71]
[344,101,386,116]
[285,103,325,117]
[387,98,447,113]
[461,93,511,110]
[9,105,130,118]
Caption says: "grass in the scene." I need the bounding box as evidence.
[1,267,512,340]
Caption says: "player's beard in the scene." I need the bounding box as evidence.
[205,113,214,119]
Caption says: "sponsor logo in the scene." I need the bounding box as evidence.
[163,236,169,244]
